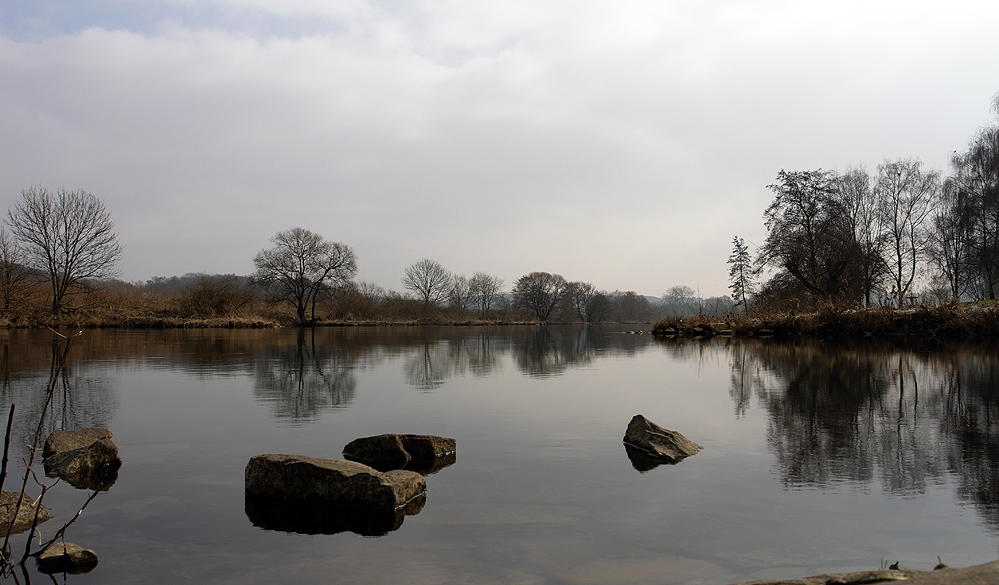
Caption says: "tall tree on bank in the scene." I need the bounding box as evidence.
[759,169,856,301]
[253,227,357,323]
[875,158,939,308]
[929,177,975,301]
[6,187,122,314]
[513,271,568,322]
[727,236,756,314]
[402,258,452,306]
[950,122,999,298]
[836,167,885,306]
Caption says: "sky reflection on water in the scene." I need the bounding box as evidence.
[0,327,997,584]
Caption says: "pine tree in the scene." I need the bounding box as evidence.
[727,236,756,314]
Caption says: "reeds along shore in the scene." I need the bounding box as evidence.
[3,280,999,336]
[0,283,543,328]
[651,302,999,341]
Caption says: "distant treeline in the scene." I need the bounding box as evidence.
[0,270,734,327]
[2,190,738,326]
[0,269,734,327]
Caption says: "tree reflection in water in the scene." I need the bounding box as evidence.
[0,334,117,459]
[727,338,999,529]
[252,328,357,421]
[514,326,599,378]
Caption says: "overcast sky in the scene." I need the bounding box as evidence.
[1,1,997,297]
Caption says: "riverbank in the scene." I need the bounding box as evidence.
[2,300,998,338]
[651,302,999,341]
[732,560,999,585]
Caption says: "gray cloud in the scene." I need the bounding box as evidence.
[1,0,997,296]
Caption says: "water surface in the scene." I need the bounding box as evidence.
[2,326,997,584]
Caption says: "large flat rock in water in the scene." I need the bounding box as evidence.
[732,561,999,585]
[244,454,426,510]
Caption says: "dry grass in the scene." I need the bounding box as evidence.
[651,301,999,340]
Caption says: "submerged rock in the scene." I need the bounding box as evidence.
[36,542,99,574]
[343,434,456,474]
[0,490,52,535]
[43,428,121,490]
[244,454,426,510]
[622,414,702,466]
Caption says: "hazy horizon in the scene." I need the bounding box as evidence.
[2,1,997,297]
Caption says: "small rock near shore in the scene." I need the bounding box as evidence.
[36,542,99,574]
[0,490,52,535]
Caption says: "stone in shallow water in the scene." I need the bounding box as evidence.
[43,427,122,490]
[622,414,702,465]
[36,542,99,574]
[0,490,52,535]
[244,454,426,510]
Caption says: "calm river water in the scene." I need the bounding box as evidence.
[2,326,998,584]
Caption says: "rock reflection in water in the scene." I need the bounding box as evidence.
[623,444,674,472]
[244,494,426,536]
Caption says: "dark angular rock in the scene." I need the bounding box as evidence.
[43,428,121,490]
[622,414,702,464]
[36,542,99,574]
[399,434,456,459]
[342,435,410,469]
[343,434,456,474]
[244,454,426,510]
[0,490,52,535]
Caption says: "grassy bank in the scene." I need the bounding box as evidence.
[651,302,999,340]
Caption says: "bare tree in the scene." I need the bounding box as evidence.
[468,272,504,317]
[513,271,568,322]
[875,159,939,307]
[253,227,357,323]
[6,187,122,314]
[566,281,610,323]
[660,285,696,317]
[929,177,974,301]
[402,259,452,306]
[836,166,886,306]
[448,274,472,311]
[611,291,653,322]
[950,124,999,298]
[759,169,858,301]
[0,227,31,313]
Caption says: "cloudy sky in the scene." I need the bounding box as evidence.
[1,1,997,297]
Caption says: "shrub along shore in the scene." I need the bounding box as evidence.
[650,302,999,341]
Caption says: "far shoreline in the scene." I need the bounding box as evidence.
[2,301,997,341]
